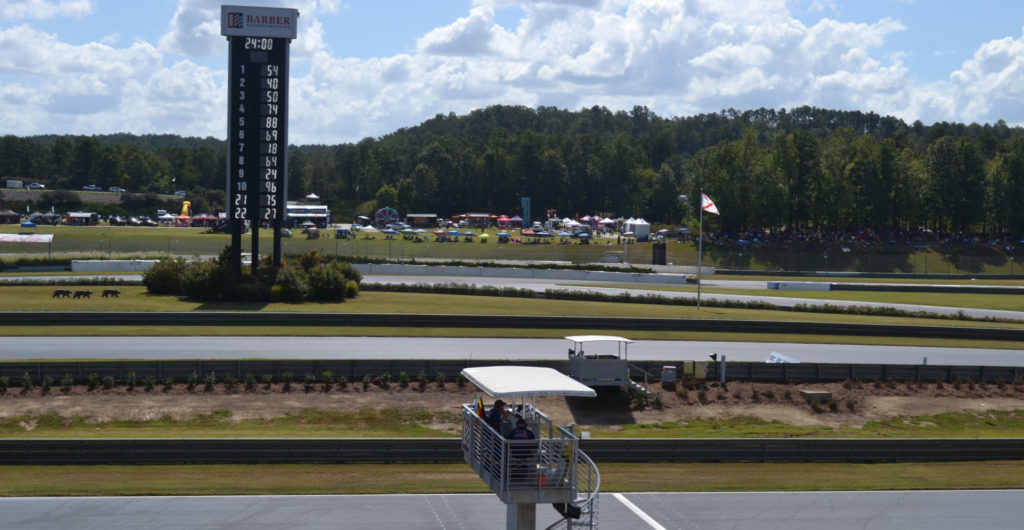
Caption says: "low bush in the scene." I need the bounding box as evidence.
[87,373,99,392]
[282,371,293,393]
[0,375,9,393]
[61,373,74,393]
[102,376,114,390]
[144,376,156,392]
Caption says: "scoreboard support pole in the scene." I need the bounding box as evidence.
[222,5,298,274]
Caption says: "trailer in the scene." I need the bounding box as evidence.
[566,335,647,396]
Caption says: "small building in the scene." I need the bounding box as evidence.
[405,213,438,227]
[65,212,99,226]
[285,202,330,228]
[452,212,494,228]
[0,209,20,224]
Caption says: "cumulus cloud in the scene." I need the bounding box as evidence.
[4,0,1024,143]
[0,0,92,20]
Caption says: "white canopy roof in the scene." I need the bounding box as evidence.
[564,335,633,344]
[461,366,596,398]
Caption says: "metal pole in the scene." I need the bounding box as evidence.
[697,194,704,310]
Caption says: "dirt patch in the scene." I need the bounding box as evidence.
[1,379,1021,431]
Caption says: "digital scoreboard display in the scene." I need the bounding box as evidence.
[221,6,297,272]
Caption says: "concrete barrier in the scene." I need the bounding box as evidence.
[483,267,534,278]
[71,260,159,272]
[533,269,587,280]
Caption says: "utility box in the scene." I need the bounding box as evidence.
[661,365,676,383]
[5,179,23,189]
[652,241,667,265]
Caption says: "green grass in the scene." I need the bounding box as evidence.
[606,410,1024,438]
[4,224,1021,274]
[0,409,461,439]
[2,461,1023,496]
[3,409,1020,439]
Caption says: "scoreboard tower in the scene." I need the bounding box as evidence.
[221,5,298,273]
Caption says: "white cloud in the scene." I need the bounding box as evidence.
[6,0,1024,144]
[0,0,92,20]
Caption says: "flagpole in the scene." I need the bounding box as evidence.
[697,190,704,310]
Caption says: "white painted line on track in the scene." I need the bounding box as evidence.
[612,493,666,530]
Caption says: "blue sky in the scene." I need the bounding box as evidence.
[3,0,1024,144]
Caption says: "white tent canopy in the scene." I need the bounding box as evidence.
[461,366,596,398]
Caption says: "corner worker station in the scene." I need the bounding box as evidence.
[461,366,601,530]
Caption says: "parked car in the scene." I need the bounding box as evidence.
[26,183,45,190]
[82,185,102,191]
[174,190,186,196]
[109,186,126,193]
[108,215,126,226]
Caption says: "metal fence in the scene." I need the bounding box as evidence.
[3,359,1023,385]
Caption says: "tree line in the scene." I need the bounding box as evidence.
[1,105,1022,234]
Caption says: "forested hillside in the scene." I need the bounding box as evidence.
[2,105,1023,234]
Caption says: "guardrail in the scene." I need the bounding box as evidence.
[2,438,1021,464]
[0,312,1021,342]
[2,359,1022,385]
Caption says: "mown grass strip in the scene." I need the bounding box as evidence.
[2,410,1021,439]
[2,461,1023,496]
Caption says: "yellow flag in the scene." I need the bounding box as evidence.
[476,396,485,418]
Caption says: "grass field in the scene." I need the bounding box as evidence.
[3,224,1022,274]
[2,409,1020,439]
[1,286,1023,345]
[2,461,1023,496]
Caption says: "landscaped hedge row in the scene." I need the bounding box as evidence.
[143,249,361,302]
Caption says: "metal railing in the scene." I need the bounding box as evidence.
[462,403,580,505]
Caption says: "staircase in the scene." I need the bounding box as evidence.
[545,449,600,529]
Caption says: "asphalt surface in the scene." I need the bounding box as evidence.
[2,336,1022,366]
[5,490,1024,529]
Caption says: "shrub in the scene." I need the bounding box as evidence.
[321,371,334,392]
[142,257,187,294]
[187,371,198,392]
[344,279,360,298]
[935,378,945,390]
[828,400,839,412]
[846,400,857,412]
[282,371,293,393]
[810,400,824,413]
[456,373,466,388]
[361,374,372,390]
[435,372,448,389]
[41,375,53,395]
[262,374,273,390]
[274,266,310,302]
[203,372,217,392]
[144,376,156,392]
[0,375,9,393]
[87,372,99,392]
[306,261,348,300]
[304,373,316,393]
[102,376,114,390]
[126,370,136,392]
[378,371,392,387]
[244,372,256,391]
[61,373,74,393]
[337,375,348,390]
[224,374,238,392]
[953,379,962,390]
[163,377,174,392]
[417,371,429,391]
[651,391,663,410]
[21,371,33,394]
[398,371,410,388]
